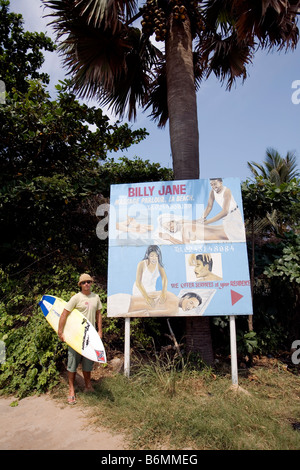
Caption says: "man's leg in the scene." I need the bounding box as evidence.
[82,370,94,392]
[82,357,95,392]
[67,347,80,404]
[68,371,77,401]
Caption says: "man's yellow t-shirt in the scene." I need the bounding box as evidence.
[65,292,102,326]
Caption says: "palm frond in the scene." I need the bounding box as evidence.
[42,1,160,119]
[58,18,130,94]
[248,147,300,183]
[201,0,300,88]
[245,210,279,235]
[247,161,268,179]
[198,31,252,89]
[145,61,168,127]
[76,0,138,29]
[285,151,300,180]
[232,0,300,50]
[96,28,162,120]
[43,0,139,32]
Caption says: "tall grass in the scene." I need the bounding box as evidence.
[75,354,300,450]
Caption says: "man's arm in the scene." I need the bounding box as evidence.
[205,188,231,225]
[158,232,184,244]
[58,308,71,342]
[96,309,103,339]
[203,190,214,219]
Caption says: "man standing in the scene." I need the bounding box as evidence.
[58,273,103,404]
[202,178,245,241]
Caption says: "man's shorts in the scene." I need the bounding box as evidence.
[67,346,94,373]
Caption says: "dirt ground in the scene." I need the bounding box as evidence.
[0,394,126,450]
[0,359,126,451]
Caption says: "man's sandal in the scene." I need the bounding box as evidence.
[67,395,77,405]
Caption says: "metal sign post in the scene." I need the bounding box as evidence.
[229,315,238,386]
[124,318,130,377]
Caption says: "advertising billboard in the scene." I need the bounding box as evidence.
[106,178,252,318]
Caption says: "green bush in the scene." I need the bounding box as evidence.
[0,308,66,397]
[0,264,78,397]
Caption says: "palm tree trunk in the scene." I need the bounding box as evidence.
[165,14,213,365]
[185,316,214,365]
[165,14,199,180]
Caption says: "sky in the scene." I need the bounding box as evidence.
[9,0,300,182]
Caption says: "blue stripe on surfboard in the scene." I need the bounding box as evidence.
[39,295,56,317]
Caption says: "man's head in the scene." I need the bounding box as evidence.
[180,292,202,311]
[210,178,223,193]
[78,273,94,293]
[194,254,213,277]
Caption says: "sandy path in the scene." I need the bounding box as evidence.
[0,394,126,450]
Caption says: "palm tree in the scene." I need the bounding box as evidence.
[248,147,300,185]
[42,0,300,364]
[42,0,300,180]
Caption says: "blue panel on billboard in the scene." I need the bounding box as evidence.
[107,178,253,317]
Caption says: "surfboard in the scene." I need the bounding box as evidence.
[39,295,106,363]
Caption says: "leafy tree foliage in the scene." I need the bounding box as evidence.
[242,177,300,235]
[0,0,55,92]
[0,79,149,266]
[241,177,300,352]
[98,155,173,197]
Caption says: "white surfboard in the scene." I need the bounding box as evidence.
[39,295,106,363]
